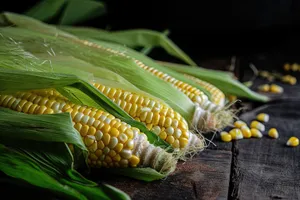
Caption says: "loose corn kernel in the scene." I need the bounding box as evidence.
[268,128,279,139]
[256,113,269,123]
[234,120,247,128]
[291,63,299,71]
[283,63,290,71]
[229,128,243,140]
[240,125,251,138]
[270,84,283,94]
[250,120,265,131]
[250,128,263,138]
[286,137,299,147]
[220,131,232,142]
[258,84,270,92]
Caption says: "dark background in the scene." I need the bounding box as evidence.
[1,0,300,63]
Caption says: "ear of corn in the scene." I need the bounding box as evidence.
[183,74,225,107]
[0,14,232,132]
[159,61,270,102]
[59,26,197,66]
[0,108,130,200]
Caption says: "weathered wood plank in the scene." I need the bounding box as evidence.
[100,149,232,200]
[229,101,300,199]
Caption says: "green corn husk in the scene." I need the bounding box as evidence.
[158,61,270,102]
[0,108,130,200]
[25,0,106,25]
[0,12,233,132]
[60,26,196,66]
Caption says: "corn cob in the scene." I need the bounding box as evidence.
[29,86,204,151]
[92,83,204,150]
[78,40,221,113]
[183,74,225,107]
[0,91,177,173]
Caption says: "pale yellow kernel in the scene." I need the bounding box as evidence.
[179,137,189,148]
[140,111,147,121]
[181,130,189,138]
[110,128,120,137]
[144,123,152,129]
[166,127,174,135]
[88,142,98,152]
[95,149,103,157]
[28,104,38,114]
[166,135,175,144]
[103,133,111,145]
[119,133,128,143]
[120,159,128,167]
[159,131,167,140]
[35,105,47,114]
[268,128,279,139]
[174,129,182,139]
[152,113,160,125]
[286,137,299,147]
[108,137,118,149]
[97,140,105,149]
[103,147,110,154]
[22,102,33,113]
[129,155,140,167]
[178,121,187,130]
[101,123,111,133]
[241,126,252,138]
[125,129,134,139]
[112,154,121,162]
[250,128,263,138]
[119,124,127,132]
[89,153,98,161]
[80,125,89,137]
[114,143,123,153]
[229,128,243,140]
[250,120,265,131]
[234,120,246,128]
[165,117,172,127]
[7,97,17,108]
[44,108,54,114]
[172,139,180,148]
[87,126,96,136]
[221,132,232,142]
[105,156,112,163]
[125,139,134,150]
[158,116,166,127]
[151,126,161,135]
[256,113,269,123]
[270,84,283,94]
[108,150,117,157]
[84,135,95,146]
[120,149,132,159]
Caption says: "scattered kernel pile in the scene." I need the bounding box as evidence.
[219,113,299,147]
[283,63,300,72]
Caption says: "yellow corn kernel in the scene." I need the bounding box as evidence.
[250,120,265,131]
[220,131,232,142]
[289,77,297,85]
[268,128,279,139]
[256,113,269,123]
[291,63,299,71]
[229,128,243,140]
[286,137,299,147]
[258,84,270,92]
[234,120,247,128]
[283,63,290,71]
[227,95,237,103]
[250,128,263,138]
[270,84,283,94]
[240,125,251,138]
[129,155,140,167]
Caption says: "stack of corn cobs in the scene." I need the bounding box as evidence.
[0,12,269,199]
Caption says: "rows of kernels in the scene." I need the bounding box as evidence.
[268,128,279,139]
[136,62,208,105]
[281,75,297,85]
[256,113,269,123]
[183,74,225,106]
[286,137,299,147]
[250,120,265,131]
[0,92,142,168]
[93,83,190,149]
